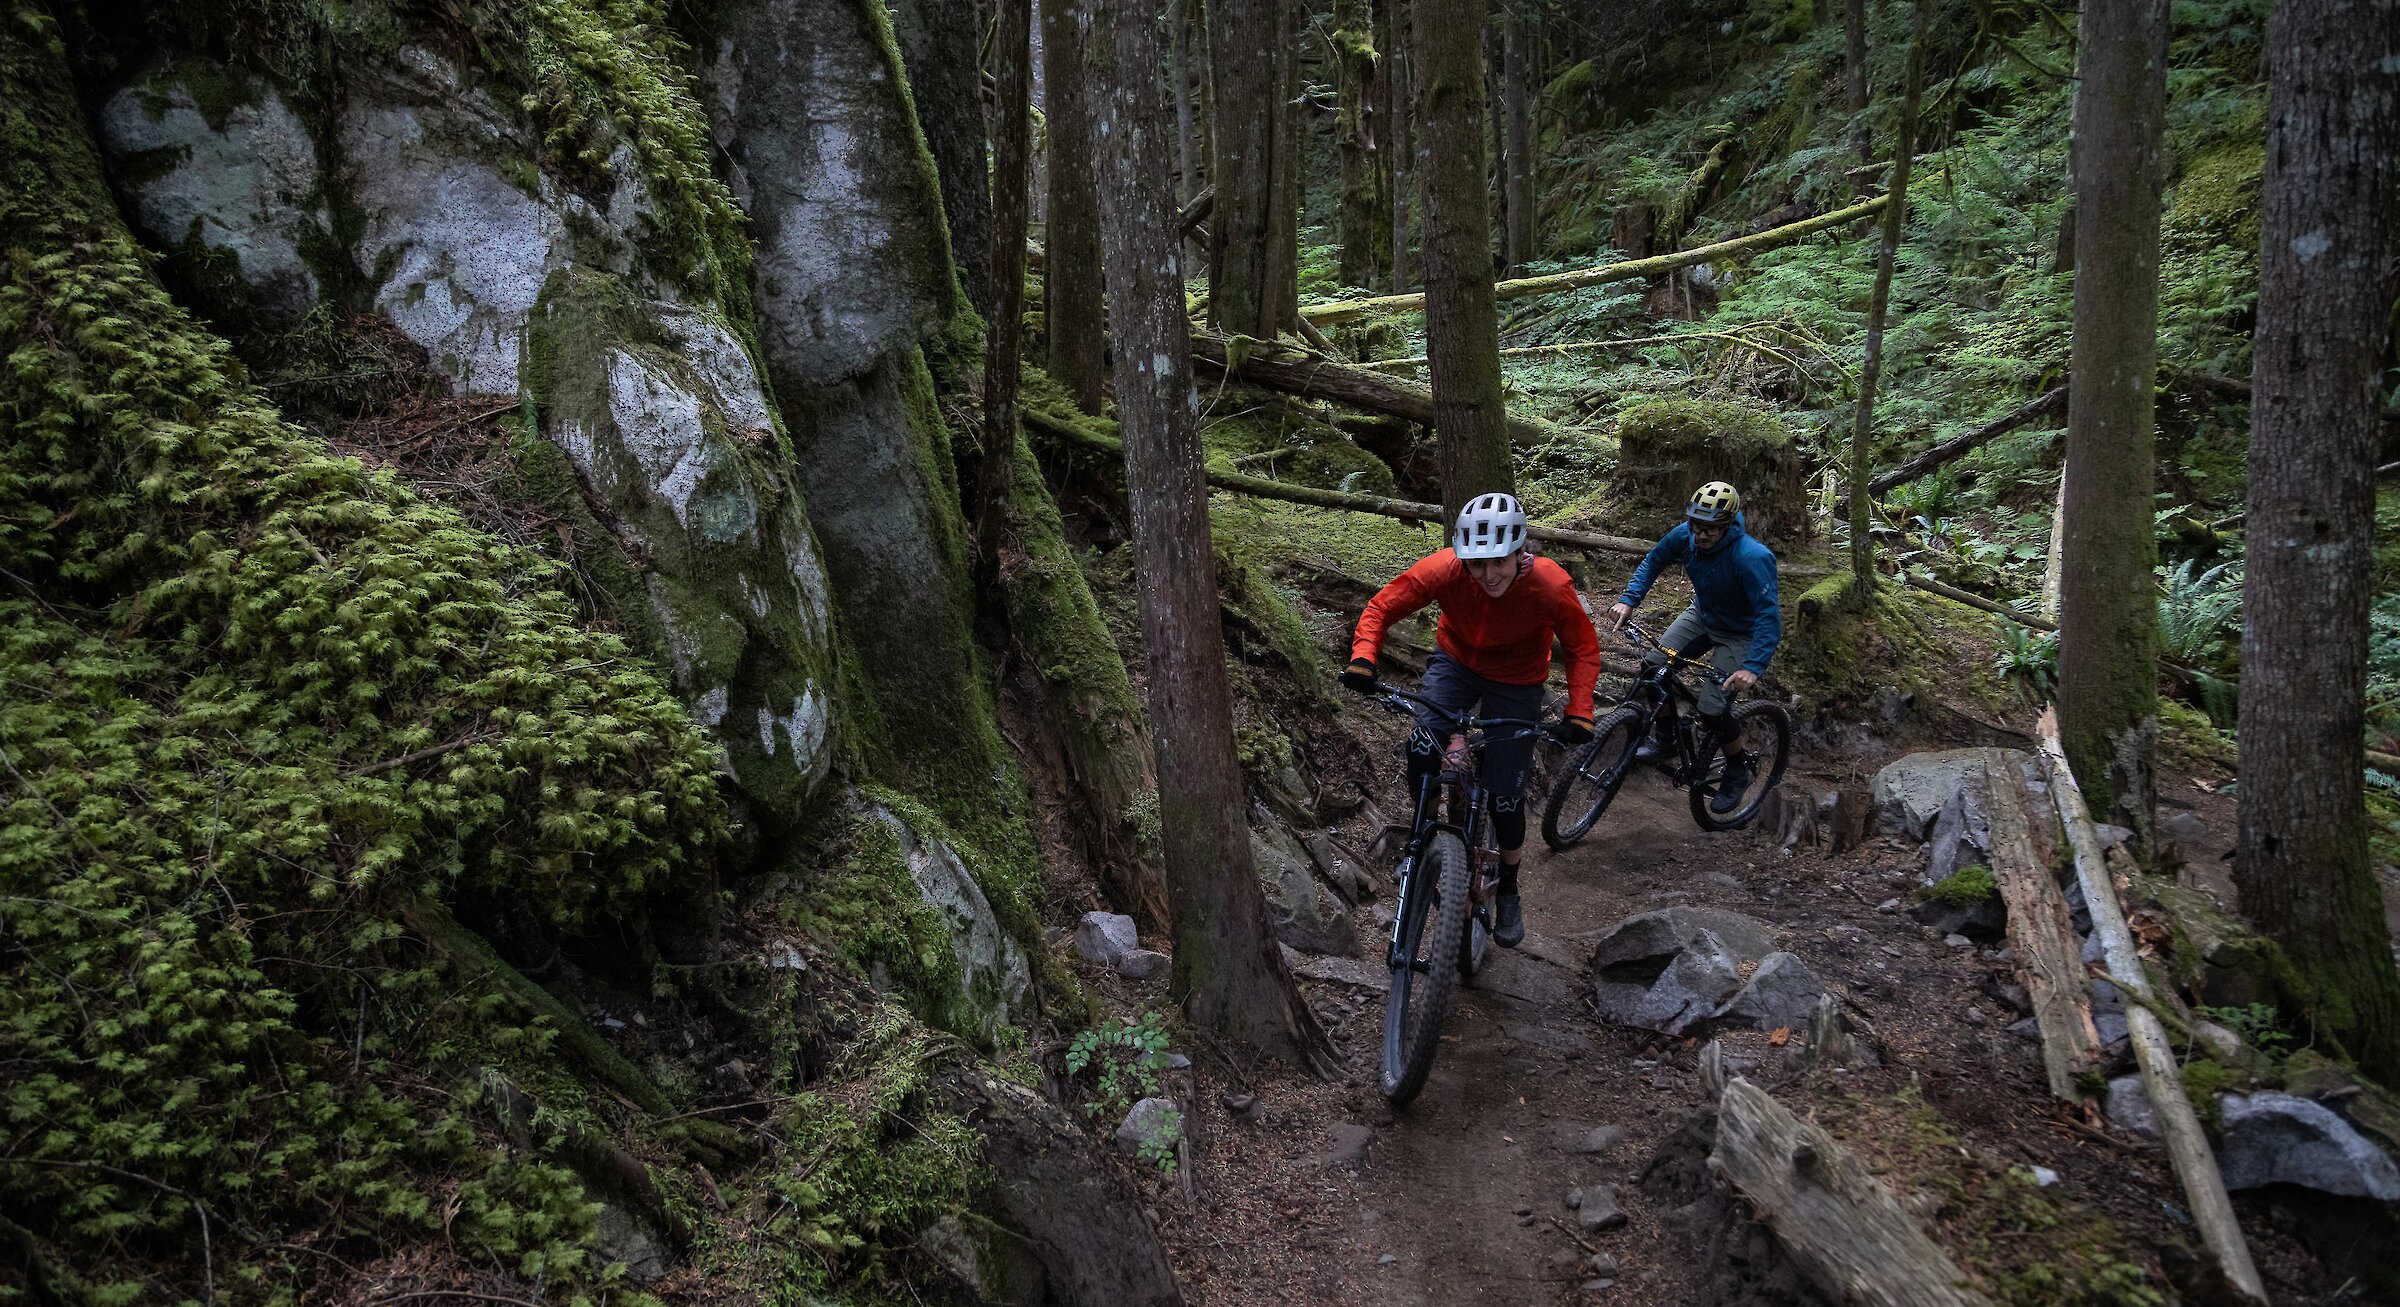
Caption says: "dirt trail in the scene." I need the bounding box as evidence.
[1145,735,2326,1305]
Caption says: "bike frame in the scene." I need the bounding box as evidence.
[1372,686,1545,973]
[1614,619,1724,783]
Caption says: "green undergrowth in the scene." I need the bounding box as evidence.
[1,11,731,1296]
[1922,863,1998,909]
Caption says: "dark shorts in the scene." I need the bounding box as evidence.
[1660,604,1750,718]
[1409,653,1545,806]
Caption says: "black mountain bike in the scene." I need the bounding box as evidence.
[1540,618,1792,848]
[1366,684,1554,1107]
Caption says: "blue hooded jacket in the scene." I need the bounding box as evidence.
[1617,514,1782,674]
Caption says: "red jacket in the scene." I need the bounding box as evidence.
[1351,551,1601,721]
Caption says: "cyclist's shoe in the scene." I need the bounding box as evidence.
[1494,891,1525,947]
[1633,723,1671,763]
[1712,752,1758,813]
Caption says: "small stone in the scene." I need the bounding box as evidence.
[1074,912,1140,966]
[1116,948,1170,980]
[1377,1253,1398,1266]
[1580,1279,1617,1292]
[1310,1122,1373,1168]
[1516,1204,1535,1217]
[1220,1090,1258,1116]
[1590,1252,1619,1277]
[1563,1189,1581,1210]
[1964,1006,1987,1026]
[1162,1052,1192,1070]
[1879,945,1902,958]
[1876,897,1900,914]
[1575,1183,1627,1232]
[2029,1166,2061,1187]
[1112,1097,1180,1156]
[1944,933,1973,949]
[1579,1124,1627,1154]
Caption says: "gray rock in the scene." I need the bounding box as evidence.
[2216,1091,2400,1199]
[1869,748,2031,842]
[99,70,327,321]
[971,1074,1181,1306]
[1302,830,1378,904]
[2105,1076,2158,1136]
[1911,887,2009,940]
[1926,778,1994,881]
[1590,1252,1619,1277]
[1255,830,1358,956]
[1580,1124,1628,1155]
[1876,897,1901,914]
[1117,949,1170,981]
[1283,947,1388,991]
[1617,930,1745,1035]
[2006,1017,2040,1042]
[594,1202,671,1284]
[1113,1097,1181,1156]
[2094,1012,2130,1047]
[1714,952,1828,1033]
[1311,1122,1373,1168]
[1576,1183,1628,1232]
[2161,810,2209,851]
[1590,906,1776,976]
[872,808,1034,1043]
[1074,912,1140,966]
[1944,933,1973,949]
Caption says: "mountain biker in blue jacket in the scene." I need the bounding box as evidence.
[1606,481,1781,813]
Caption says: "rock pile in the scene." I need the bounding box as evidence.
[1590,907,1829,1037]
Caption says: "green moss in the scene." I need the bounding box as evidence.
[1614,398,1807,543]
[0,16,728,1296]
[1923,864,1999,909]
[2157,696,2235,773]
[2163,142,2265,254]
[1214,530,1326,700]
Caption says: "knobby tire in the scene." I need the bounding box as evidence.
[1689,700,1793,831]
[1381,831,1469,1106]
[1541,705,1644,850]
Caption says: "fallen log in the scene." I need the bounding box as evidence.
[1024,407,1655,556]
[1710,1078,1994,1307]
[1362,327,1804,374]
[2035,710,2268,1305]
[1870,387,2068,495]
[1982,752,2100,1100]
[1300,193,1892,325]
[1187,331,1576,450]
[1177,187,1214,238]
[1901,571,2055,632]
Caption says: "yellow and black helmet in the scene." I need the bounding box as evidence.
[1686,481,1741,526]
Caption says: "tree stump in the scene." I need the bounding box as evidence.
[1612,399,1809,545]
[1826,786,1871,854]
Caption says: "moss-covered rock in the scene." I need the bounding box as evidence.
[1613,397,1808,545]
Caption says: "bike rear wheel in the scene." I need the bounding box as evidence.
[1689,700,1794,831]
[1540,705,1645,850]
[1381,831,1469,1106]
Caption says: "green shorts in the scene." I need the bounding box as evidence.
[1660,605,1749,719]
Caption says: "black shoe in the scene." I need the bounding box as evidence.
[1633,729,1670,763]
[1711,753,1757,814]
[1493,891,1525,947]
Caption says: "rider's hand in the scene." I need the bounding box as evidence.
[1608,602,1631,631]
[1340,657,1379,694]
[1553,716,1594,747]
[1724,669,1759,695]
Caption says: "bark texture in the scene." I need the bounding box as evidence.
[1500,9,1536,273]
[1846,0,1927,598]
[1843,0,1870,171]
[978,0,1036,560]
[1335,0,1390,287]
[1043,0,1108,411]
[1082,0,1334,1069]
[1384,0,1415,291]
[1210,0,1299,336]
[2235,0,2400,1084]
[1412,0,1513,523]
[2057,0,2168,843]
[890,0,996,317]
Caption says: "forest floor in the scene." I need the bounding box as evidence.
[1097,662,2363,1306]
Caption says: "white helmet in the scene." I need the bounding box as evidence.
[1451,493,1528,560]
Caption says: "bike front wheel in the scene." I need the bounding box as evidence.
[1541,705,1645,850]
[1689,700,1794,831]
[1381,830,1470,1106]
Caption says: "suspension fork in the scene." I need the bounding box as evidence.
[1387,770,1441,970]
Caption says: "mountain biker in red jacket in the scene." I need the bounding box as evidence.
[1340,494,1601,947]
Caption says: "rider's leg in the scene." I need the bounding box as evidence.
[1647,606,1717,759]
[1479,675,1545,946]
[1406,655,1477,825]
[1697,631,1758,813]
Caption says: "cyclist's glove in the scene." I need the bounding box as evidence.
[1339,657,1379,695]
[1553,715,1594,747]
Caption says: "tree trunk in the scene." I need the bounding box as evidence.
[1083,0,1335,1069]
[2235,0,2400,1085]
[1335,0,1391,288]
[1385,0,1415,292]
[1042,0,1108,412]
[1273,0,1304,330]
[1843,0,1870,171]
[1500,8,1536,273]
[2057,0,2167,845]
[1210,0,1297,337]
[1413,0,1513,523]
[1846,0,1927,599]
[976,0,1037,561]
[890,0,996,319]
[1172,0,1203,268]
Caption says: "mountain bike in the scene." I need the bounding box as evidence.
[1365,684,1554,1107]
[1540,618,1792,848]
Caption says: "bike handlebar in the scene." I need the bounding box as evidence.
[1615,618,1727,686]
[1367,683,1556,740]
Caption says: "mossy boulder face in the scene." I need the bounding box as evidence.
[1613,398,1808,545]
[526,267,842,806]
